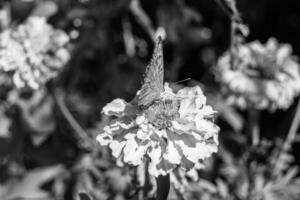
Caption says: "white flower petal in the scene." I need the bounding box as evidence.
[148,146,165,177]
[163,142,181,164]
[96,133,112,146]
[102,98,126,115]
[123,134,147,165]
[110,140,126,158]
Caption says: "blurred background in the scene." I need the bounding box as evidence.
[1,0,300,200]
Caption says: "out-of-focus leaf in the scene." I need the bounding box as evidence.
[73,159,108,200]
[0,4,11,29]
[274,152,294,174]
[106,168,131,194]
[235,22,249,37]
[215,0,240,21]
[74,172,108,200]
[123,19,136,57]
[278,167,298,185]
[254,173,265,192]
[129,0,155,40]
[30,1,58,18]
[0,165,65,200]
[263,179,300,200]
[74,172,93,200]
[209,93,244,132]
[0,106,11,138]
[157,2,210,46]
[182,6,202,23]
[78,192,93,200]
[11,89,55,146]
[216,179,228,198]
[52,173,67,200]
[198,179,217,193]
[66,92,95,117]
[10,0,35,20]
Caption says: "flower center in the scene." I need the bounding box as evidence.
[145,100,179,129]
[248,52,278,80]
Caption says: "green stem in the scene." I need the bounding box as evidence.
[274,98,300,174]
[214,0,234,19]
[230,19,236,70]
[247,109,260,146]
[51,89,93,150]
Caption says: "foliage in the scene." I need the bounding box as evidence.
[1,0,300,200]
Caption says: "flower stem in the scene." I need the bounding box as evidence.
[230,19,236,70]
[247,109,260,146]
[156,174,170,200]
[214,0,234,19]
[51,89,93,150]
[274,97,300,174]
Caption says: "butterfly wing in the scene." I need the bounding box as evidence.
[138,37,164,106]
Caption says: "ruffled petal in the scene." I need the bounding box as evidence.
[177,86,207,118]
[102,98,139,117]
[96,133,112,146]
[102,98,127,116]
[110,140,126,158]
[148,146,168,177]
[122,134,149,165]
[163,141,181,164]
[167,120,218,168]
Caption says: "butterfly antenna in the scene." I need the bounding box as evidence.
[175,78,191,84]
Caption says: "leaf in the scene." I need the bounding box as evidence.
[207,92,244,132]
[182,6,202,23]
[197,179,217,193]
[78,192,93,200]
[12,89,56,146]
[129,0,155,39]
[0,106,11,138]
[30,1,58,19]
[280,167,298,185]
[215,0,240,21]
[216,179,228,198]
[265,181,300,200]
[105,168,131,194]
[74,171,108,200]
[1,165,65,200]
[0,4,11,29]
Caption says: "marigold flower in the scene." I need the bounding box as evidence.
[97,84,219,177]
[0,16,70,89]
[216,38,300,110]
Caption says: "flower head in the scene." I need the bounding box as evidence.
[0,16,70,89]
[216,38,300,110]
[97,84,219,177]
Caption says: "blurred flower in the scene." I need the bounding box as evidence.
[97,84,219,177]
[0,16,70,89]
[105,168,131,194]
[216,38,300,110]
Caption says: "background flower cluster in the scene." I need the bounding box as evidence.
[0,16,70,89]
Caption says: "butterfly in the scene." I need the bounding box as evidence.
[138,36,164,107]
